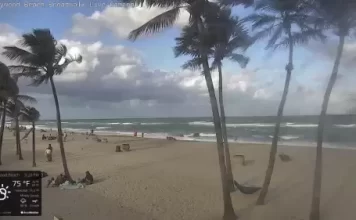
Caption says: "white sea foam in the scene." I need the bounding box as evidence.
[188,121,214,126]
[96,127,110,130]
[280,135,299,140]
[285,123,317,128]
[188,121,275,127]
[140,122,168,125]
[334,124,356,128]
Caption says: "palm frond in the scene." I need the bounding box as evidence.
[181,57,203,70]
[7,65,44,79]
[265,24,284,49]
[125,0,185,7]
[21,29,56,64]
[54,44,68,64]
[252,24,279,42]
[218,0,254,7]
[29,74,49,86]
[21,106,40,122]
[53,54,82,75]
[128,6,182,40]
[16,95,37,104]
[229,53,249,68]
[2,46,42,66]
[243,13,278,30]
[273,28,326,50]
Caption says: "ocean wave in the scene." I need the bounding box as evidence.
[285,123,317,128]
[200,133,216,137]
[334,124,356,128]
[108,122,121,125]
[188,121,214,126]
[96,126,110,130]
[140,122,168,125]
[188,121,275,128]
[268,135,300,140]
[230,123,275,127]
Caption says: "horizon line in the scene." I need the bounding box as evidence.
[39,113,356,121]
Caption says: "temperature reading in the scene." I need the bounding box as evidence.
[13,181,20,187]
[12,181,31,188]
[0,171,42,216]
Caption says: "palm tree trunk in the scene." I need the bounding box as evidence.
[309,34,345,220]
[218,63,235,192]
[15,114,23,160]
[0,100,7,165]
[196,18,236,219]
[32,121,36,167]
[49,76,72,181]
[256,27,294,205]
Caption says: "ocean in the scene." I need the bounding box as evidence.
[18,115,356,148]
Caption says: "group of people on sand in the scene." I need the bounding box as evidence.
[42,132,68,141]
[47,171,94,187]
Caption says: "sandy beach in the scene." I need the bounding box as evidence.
[1,129,356,220]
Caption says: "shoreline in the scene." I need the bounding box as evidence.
[23,126,356,150]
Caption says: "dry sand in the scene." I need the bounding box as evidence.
[1,129,356,220]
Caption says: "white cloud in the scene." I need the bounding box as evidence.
[69,6,190,39]
[1,23,356,118]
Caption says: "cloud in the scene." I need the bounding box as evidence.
[1,22,355,119]
[69,6,190,39]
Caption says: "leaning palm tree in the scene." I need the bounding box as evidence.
[2,29,82,181]
[175,10,251,192]
[128,1,251,219]
[0,63,19,165]
[5,94,36,160]
[244,0,325,205]
[308,0,356,219]
[21,106,40,167]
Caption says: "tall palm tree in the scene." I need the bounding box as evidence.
[5,94,36,160]
[21,106,40,167]
[2,29,82,181]
[244,0,325,205]
[0,62,19,165]
[175,11,251,192]
[308,0,356,219]
[128,1,251,219]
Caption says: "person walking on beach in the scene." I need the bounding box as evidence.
[45,144,53,162]
[63,132,68,142]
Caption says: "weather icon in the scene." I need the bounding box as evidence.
[0,183,11,201]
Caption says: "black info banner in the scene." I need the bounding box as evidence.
[0,171,42,216]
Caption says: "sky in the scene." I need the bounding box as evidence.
[0,0,356,120]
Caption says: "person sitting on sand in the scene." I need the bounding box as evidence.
[53,174,67,187]
[79,171,94,185]
[42,134,46,140]
[45,144,53,162]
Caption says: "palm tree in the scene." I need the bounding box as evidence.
[175,11,251,192]
[2,29,82,181]
[21,106,40,167]
[5,94,37,160]
[308,0,356,219]
[128,1,251,219]
[0,62,19,165]
[244,0,325,205]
